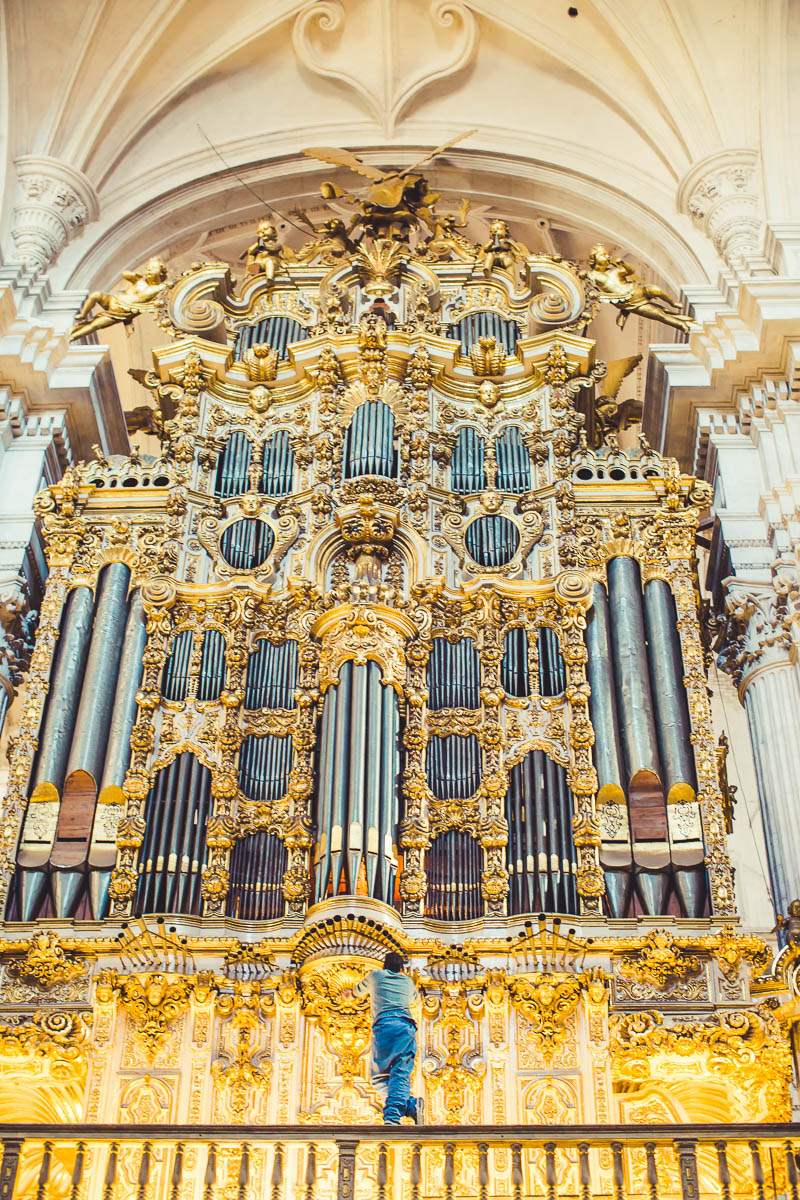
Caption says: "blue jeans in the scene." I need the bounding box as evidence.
[370,1011,418,1124]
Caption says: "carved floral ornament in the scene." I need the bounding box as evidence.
[96,970,215,1062]
[3,930,90,991]
[0,1010,91,1082]
[312,602,416,693]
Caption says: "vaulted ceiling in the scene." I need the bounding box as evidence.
[3,0,796,296]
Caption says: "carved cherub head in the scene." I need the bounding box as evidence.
[478,380,500,408]
[143,258,168,285]
[588,244,610,269]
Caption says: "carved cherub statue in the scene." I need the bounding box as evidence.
[481,219,530,276]
[777,899,800,946]
[292,214,356,265]
[586,244,693,334]
[242,220,295,284]
[69,258,169,342]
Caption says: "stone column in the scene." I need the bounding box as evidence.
[720,572,800,916]
[12,156,98,273]
[678,148,772,275]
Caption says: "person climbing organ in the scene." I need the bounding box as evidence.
[352,951,425,1126]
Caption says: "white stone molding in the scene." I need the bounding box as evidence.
[292,0,478,135]
[677,149,767,275]
[12,156,99,273]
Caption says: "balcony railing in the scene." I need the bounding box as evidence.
[1,1122,799,1200]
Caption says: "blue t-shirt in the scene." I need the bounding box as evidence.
[353,968,418,1019]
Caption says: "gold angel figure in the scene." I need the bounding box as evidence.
[69,258,169,342]
[302,132,475,240]
[587,245,693,334]
[416,200,475,262]
[241,220,296,283]
[292,214,356,264]
[481,220,530,276]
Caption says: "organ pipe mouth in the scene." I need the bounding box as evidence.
[667,782,697,805]
[97,785,125,806]
[29,782,59,803]
[597,784,626,806]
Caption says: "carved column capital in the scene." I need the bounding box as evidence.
[12,155,99,272]
[678,149,766,273]
[717,563,800,688]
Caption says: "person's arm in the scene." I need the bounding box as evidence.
[352,972,372,1000]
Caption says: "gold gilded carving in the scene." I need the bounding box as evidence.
[469,335,506,377]
[585,245,693,335]
[509,973,587,1066]
[481,220,529,277]
[423,981,485,1124]
[70,258,170,341]
[98,971,212,1063]
[313,604,415,694]
[242,342,279,382]
[0,1009,90,1082]
[617,931,702,991]
[299,959,372,1082]
[213,983,275,1122]
[4,930,89,991]
[243,221,295,285]
[611,1009,791,1121]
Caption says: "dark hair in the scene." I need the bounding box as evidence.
[383,951,405,973]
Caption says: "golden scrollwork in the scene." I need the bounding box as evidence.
[3,930,89,991]
[617,931,702,990]
[299,959,373,1082]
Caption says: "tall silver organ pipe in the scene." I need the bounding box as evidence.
[505,750,578,915]
[227,831,287,920]
[502,627,529,697]
[314,660,399,904]
[15,585,94,920]
[427,637,480,710]
[90,589,146,919]
[344,401,395,478]
[644,579,705,917]
[585,581,630,917]
[495,426,532,493]
[643,580,697,800]
[233,316,309,360]
[214,431,251,498]
[606,556,662,789]
[29,584,95,798]
[245,639,298,710]
[425,831,483,920]
[51,563,131,918]
[136,754,211,915]
[451,427,486,493]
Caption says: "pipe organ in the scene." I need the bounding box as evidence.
[2,170,778,1155]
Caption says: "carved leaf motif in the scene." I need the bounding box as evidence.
[292,0,478,135]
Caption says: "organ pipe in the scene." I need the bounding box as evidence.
[502,627,529,698]
[451,427,486,493]
[505,750,578,915]
[245,639,298,709]
[427,637,480,710]
[344,402,395,478]
[446,311,518,354]
[606,557,663,789]
[136,754,211,916]
[643,580,697,801]
[238,736,293,804]
[585,581,631,918]
[214,431,251,498]
[197,630,226,702]
[227,832,287,920]
[465,515,519,567]
[89,589,146,919]
[15,585,94,919]
[424,832,482,920]
[52,564,131,917]
[426,734,481,801]
[261,430,294,496]
[219,518,274,570]
[234,316,308,360]
[314,661,400,904]
[495,426,531,493]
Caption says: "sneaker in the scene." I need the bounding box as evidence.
[413,1096,425,1125]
